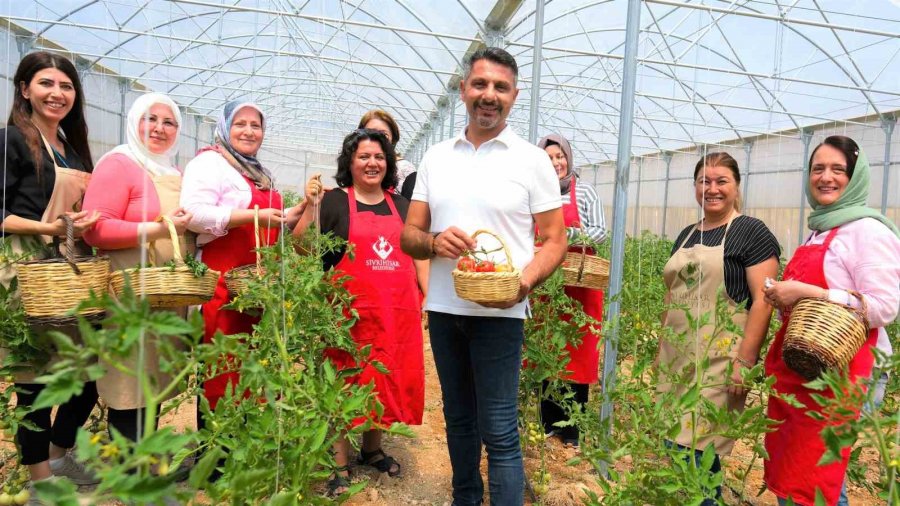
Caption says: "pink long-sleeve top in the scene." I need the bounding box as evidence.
[180,150,252,247]
[82,153,172,250]
[803,217,900,356]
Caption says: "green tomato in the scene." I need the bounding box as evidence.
[0,492,14,506]
[12,490,29,506]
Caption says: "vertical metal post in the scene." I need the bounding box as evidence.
[449,93,457,139]
[632,157,643,236]
[660,152,673,238]
[881,116,896,215]
[742,142,753,208]
[527,0,545,144]
[599,0,642,478]
[439,107,446,141]
[119,80,128,145]
[194,116,202,154]
[798,130,813,246]
[303,151,309,184]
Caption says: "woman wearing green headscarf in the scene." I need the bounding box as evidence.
[762,135,900,506]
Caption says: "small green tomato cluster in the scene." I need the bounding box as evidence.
[524,421,545,446]
[531,469,551,496]
[0,465,30,506]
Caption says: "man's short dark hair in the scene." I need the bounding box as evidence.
[463,47,518,83]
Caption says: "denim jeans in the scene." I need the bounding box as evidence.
[427,311,525,506]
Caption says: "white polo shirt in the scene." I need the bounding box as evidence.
[412,125,561,319]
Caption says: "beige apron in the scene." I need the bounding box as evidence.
[657,213,749,454]
[0,134,91,383]
[97,173,193,410]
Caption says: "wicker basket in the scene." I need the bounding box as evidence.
[109,217,220,308]
[224,205,265,296]
[562,246,609,290]
[783,290,869,380]
[16,215,110,325]
[452,229,521,304]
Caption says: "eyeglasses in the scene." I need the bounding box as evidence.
[140,115,179,131]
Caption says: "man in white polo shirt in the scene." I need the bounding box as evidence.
[401,47,567,506]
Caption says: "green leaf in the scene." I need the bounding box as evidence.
[189,446,225,489]
[230,468,275,491]
[308,421,329,452]
[814,488,827,506]
[33,476,80,506]
[817,428,845,466]
[30,372,83,411]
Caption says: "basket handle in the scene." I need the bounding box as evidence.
[55,214,82,275]
[845,289,870,328]
[575,243,588,283]
[148,216,183,267]
[253,205,261,275]
[470,229,513,266]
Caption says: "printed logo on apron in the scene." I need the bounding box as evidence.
[367,235,399,270]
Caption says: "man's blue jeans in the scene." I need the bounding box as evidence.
[427,311,525,506]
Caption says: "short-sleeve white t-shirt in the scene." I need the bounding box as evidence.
[412,125,561,319]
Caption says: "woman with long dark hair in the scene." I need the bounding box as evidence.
[0,51,100,488]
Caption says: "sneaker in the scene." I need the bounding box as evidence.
[49,453,100,485]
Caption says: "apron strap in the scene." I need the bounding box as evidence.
[675,211,740,252]
[37,131,68,169]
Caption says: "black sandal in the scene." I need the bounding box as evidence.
[326,465,351,497]
[357,448,401,477]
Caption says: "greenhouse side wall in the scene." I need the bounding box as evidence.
[587,116,900,256]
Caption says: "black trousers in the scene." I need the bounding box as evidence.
[540,380,589,442]
[14,381,98,465]
[107,407,160,442]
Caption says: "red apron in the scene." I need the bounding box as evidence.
[764,227,878,506]
[559,182,604,384]
[325,188,424,427]
[200,176,282,409]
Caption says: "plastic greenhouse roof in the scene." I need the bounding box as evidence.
[3,0,900,164]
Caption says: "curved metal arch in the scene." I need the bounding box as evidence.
[332,0,465,90]
[509,25,802,141]
[519,52,719,146]
[507,22,749,143]
[734,1,885,120]
[157,33,431,121]
[507,0,888,135]
[32,0,100,38]
[184,69,426,126]
[152,5,448,112]
[506,0,614,36]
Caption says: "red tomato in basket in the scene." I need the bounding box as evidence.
[475,261,495,272]
[457,257,476,272]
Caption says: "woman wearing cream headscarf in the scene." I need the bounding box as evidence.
[82,92,194,442]
[763,136,900,506]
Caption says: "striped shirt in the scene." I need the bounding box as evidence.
[564,182,607,244]
[672,215,781,309]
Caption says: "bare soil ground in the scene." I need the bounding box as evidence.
[0,328,885,504]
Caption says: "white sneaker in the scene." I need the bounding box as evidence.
[49,453,100,485]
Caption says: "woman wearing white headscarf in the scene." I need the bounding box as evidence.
[82,92,194,442]
[181,99,311,418]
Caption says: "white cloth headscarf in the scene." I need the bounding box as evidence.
[99,92,182,176]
